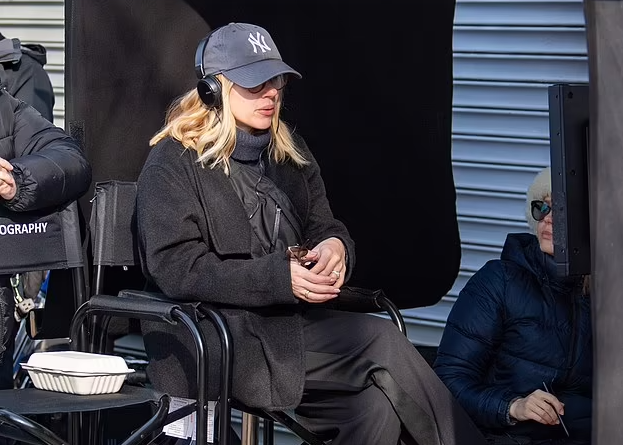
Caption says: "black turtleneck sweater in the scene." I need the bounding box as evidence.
[228,128,303,256]
[231,128,271,166]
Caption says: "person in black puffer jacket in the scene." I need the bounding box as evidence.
[0,86,92,389]
[434,167,592,445]
[0,32,54,122]
[0,32,58,396]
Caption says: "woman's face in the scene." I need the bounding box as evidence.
[229,76,284,133]
[537,196,554,256]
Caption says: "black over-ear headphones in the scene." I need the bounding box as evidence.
[194,27,222,109]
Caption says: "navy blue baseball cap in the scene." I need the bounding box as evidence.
[198,23,302,88]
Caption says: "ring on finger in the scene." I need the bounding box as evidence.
[305,289,311,299]
[331,270,341,279]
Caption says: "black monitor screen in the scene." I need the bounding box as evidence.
[548,83,590,276]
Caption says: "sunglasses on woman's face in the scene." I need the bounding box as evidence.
[531,200,552,221]
[246,75,287,94]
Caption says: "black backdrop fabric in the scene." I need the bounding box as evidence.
[65,0,459,309]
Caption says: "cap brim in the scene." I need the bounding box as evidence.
[222,59,302,88]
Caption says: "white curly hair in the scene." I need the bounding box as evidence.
[525,167,551,235]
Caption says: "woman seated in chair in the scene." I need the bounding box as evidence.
[434,167,592,445]
[136,22,486,445]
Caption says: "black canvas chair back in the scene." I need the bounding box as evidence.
[0,199,88,353]
[0,198,86,395]
[0,201,84,275]
[90,181,140,276]
[90,180,145,297]
[89,181,147,355]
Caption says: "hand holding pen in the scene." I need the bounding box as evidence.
[508,384,567,434]
[543,381,570,437]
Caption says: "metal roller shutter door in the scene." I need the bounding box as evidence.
[406,0,589,347]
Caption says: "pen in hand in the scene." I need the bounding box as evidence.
[542,381,570,437]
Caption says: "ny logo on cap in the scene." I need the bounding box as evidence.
[248,32,272,54]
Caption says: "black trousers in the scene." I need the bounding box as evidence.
[295,309,487,445]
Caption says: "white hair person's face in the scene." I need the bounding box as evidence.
[229,76,284,133]
[536,196,554,256]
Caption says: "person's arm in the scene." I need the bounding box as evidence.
[2,96,91,211]
[434,260,517,428]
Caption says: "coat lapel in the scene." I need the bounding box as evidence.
[188,154,253,256]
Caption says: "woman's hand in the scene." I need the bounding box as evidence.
[509,389,565,425]
[0,157,16,201]
[290,260,340,303]
[307,237,346,286]
[290,237,346,303]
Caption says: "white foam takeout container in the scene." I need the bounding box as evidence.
[21,351,135,395]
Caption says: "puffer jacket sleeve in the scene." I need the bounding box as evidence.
[2,96,92,211]
[434,259,516,428]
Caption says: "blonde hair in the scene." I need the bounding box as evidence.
[150,74,308,174]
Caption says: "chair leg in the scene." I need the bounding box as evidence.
[241,413,259,445]
[261,411,327,445]
[262,418,274,445]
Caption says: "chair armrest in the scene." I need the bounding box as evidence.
[321,286,407,336]
[322,286,384,312]
[87,290,181,324]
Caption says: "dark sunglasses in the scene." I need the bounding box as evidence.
[287,239,311,266]
[531,200,552,221]
[247,75,287,94]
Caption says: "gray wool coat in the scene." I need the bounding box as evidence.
[136,136,355,410]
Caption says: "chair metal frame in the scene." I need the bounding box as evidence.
[0,408,67,445]
[70,291,226,445]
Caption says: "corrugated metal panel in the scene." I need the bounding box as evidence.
[454,108,549,139]
[454,0,586,26]
[454,54,587,83]
[454,26,587,55]
[454,81,550,111]
[457,189,527,221]
[0,0,65,128]
[405,0,589,346]
[453,135,550,166]
[459,217,528,248]
[454,163,544,194]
